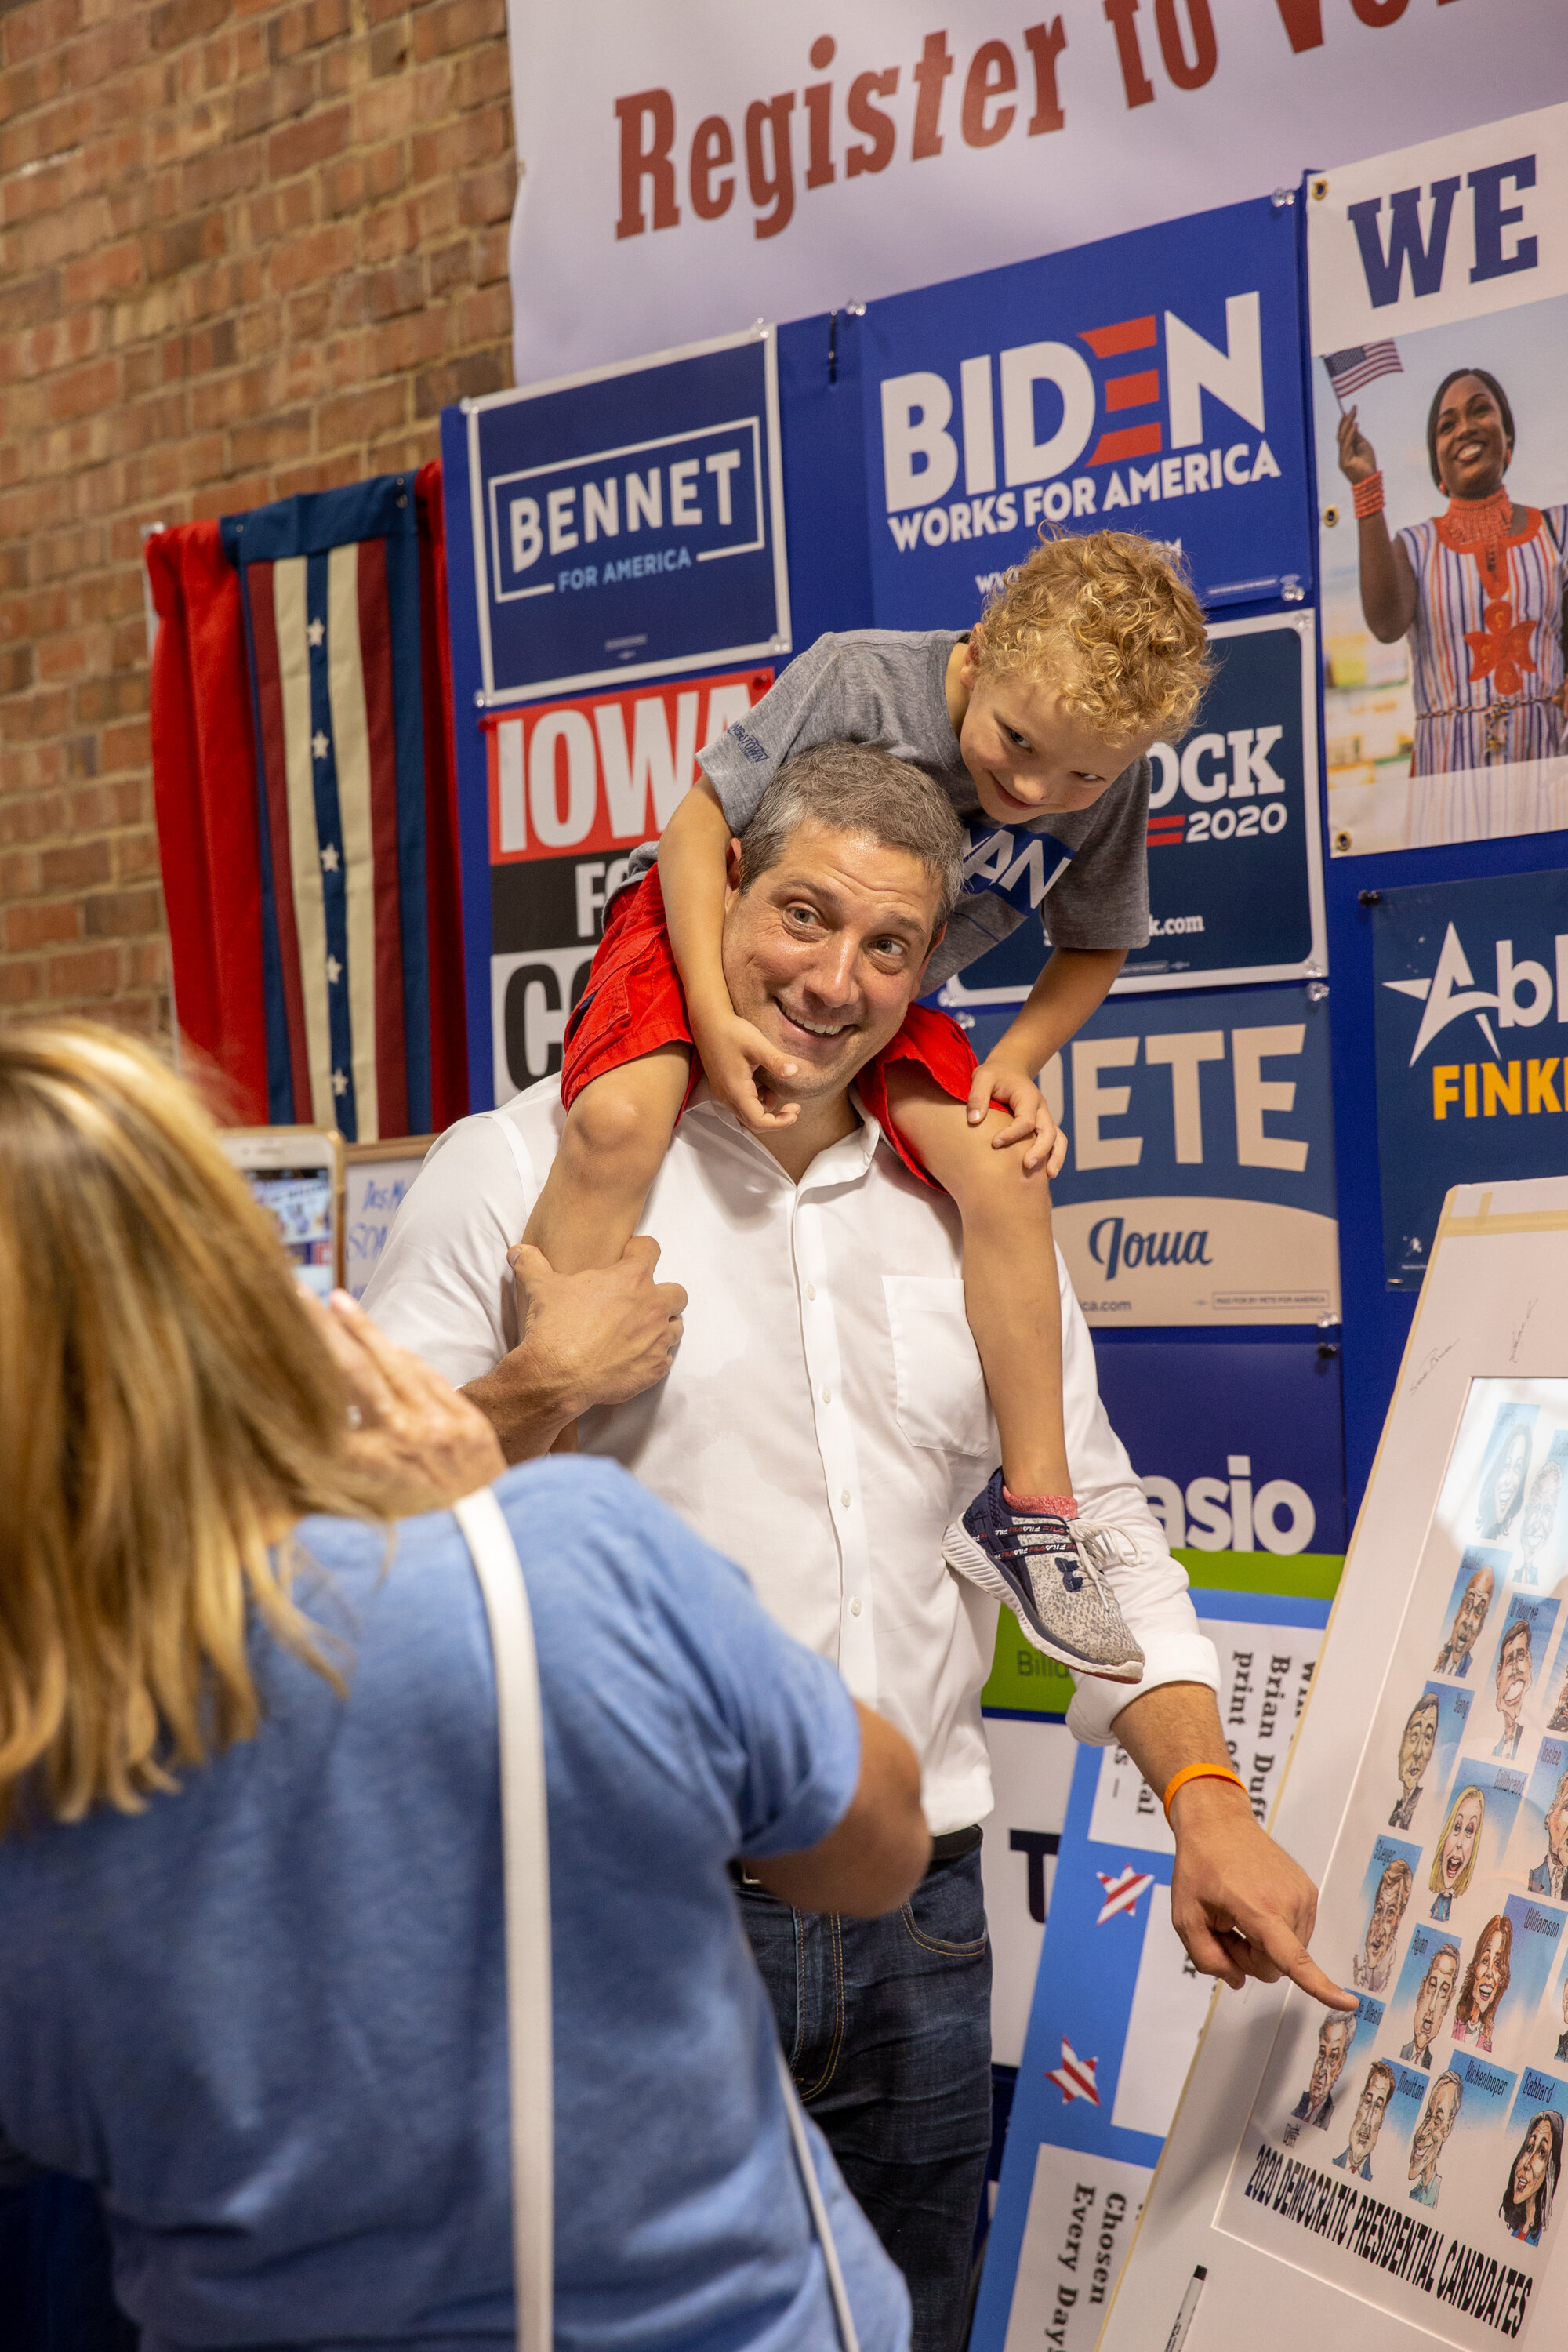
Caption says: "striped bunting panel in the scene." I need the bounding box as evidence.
[224,477,433,1142]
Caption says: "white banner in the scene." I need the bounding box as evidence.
[503,1,1568,384]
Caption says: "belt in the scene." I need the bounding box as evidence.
[729,1824,981,1893]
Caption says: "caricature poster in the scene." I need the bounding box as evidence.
[1308,103,1568,858]
[1219,1378,1568,2344]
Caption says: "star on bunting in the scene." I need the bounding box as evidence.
[311,730,329,760]
[1045,2041,1101,2107]
[331,1069,348,1098]
[307,617,325,648]
[325,954,342,984]
[320,842,340,873]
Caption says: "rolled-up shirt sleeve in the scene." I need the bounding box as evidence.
[361,1112,537,1386]
[1055,1254,1219,1745]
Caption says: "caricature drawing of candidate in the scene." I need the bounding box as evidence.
[1436,1561,1496,1679]
[1501,2109,1563,2249]
[1479,1417,1533,1541]
[1517,1456,1564,1588]
[1454,1914,1513,2052]
[1354,1860,1413,1993]
[1284,2013,1355,2140]
[1408,2071,1462,2208]
[1390,1693,1440,1830]
[1555,1980,1568,2065]
[1428,1787,1484,1922]
[1494,1618,1534,1760]
[1334,2060,1395,2183]
[1528,1769,1568,1902]
[1550,1667,1568,1737]
[1403,1944,1461,2067]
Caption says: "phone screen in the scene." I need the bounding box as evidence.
[245,1167,337,1301]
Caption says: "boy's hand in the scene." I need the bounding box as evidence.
[967,1060,1068,1178]
[691,1007,803,1133]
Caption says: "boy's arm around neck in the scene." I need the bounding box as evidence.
[656,774,735,1030]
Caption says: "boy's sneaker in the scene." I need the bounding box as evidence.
[942,1471,1145,1683]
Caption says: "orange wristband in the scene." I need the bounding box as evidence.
[1162,1762,1248,1824]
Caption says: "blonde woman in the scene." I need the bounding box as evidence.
[1428,1784,1485,1922]
[0,1023,926,2352]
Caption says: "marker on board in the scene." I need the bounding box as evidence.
[1163,2264,1207,2352]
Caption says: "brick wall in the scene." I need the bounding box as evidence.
[1,0,517,1035]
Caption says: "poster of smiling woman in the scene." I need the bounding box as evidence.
[1308,102,1568,855]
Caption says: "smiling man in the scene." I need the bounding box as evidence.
[365,744,1350,2352]
[1334,2060,1395,2183]
[1494,1619,1534,1761]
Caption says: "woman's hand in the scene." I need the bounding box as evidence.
[967,1060,1067,1177]
[316,1290,506,1514]
[1337,405,1378,485]
[690,1005,803,1132]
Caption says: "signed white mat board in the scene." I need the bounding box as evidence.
[1101,1178,1568,2352]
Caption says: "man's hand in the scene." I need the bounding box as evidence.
[690,1004,802,1133]
[463,1237,688,1462]
[966,1059,1068,1178]
[1112,1680,1355,2013]
[318,1290,506,1514]
[1167,1778,1357,2013]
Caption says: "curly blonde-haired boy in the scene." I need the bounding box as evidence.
[523,529,1209,1676]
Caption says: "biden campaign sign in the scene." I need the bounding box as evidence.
[860,192,1314,628]
[466,327,791,703]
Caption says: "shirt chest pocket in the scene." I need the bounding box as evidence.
[883,1276,993,1461]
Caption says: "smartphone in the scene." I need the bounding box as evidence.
[220,1127,344,1302]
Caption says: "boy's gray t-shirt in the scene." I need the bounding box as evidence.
[624,628,1151,992]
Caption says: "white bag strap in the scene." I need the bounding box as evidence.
[454,1488,554,2352]
[457,1484,860,2352]
[775,2048,863,2352]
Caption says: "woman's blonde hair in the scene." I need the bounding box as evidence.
[0,1021,379,1831]
[976,528,1211,742]
[1429,1784,1485,1897]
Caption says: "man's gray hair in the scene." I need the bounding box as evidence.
[737,741,967,934]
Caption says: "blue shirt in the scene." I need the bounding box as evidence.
[0,1461,909,2352]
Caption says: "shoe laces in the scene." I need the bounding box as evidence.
[1065,1522,1137,1606]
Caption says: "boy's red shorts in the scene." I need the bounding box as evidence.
[560,872,978,1189]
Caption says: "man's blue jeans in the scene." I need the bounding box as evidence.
[737,1844,993,2352]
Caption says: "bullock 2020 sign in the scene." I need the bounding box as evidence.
[861,192,1314,622]
[465,328,791,703]
[968,983,1340,1327]
[936,614,1327,1007]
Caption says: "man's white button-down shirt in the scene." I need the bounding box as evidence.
[364,1079,1218,1835]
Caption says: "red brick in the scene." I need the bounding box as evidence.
[318,379,406,449]
[39,837,111,891]
[268,219,353,293]
[46,945,119,997]
[0,961,45,1006]
[267,0,351,63]
[413,347,504,417]
[147,0,228,53]
[6,900,80,951]
[410,100,506,183]
[84,884,163,936]
[412,0,505,64]
[268,99,350,180]
[230,405,314,468]
[458,157,514,227]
